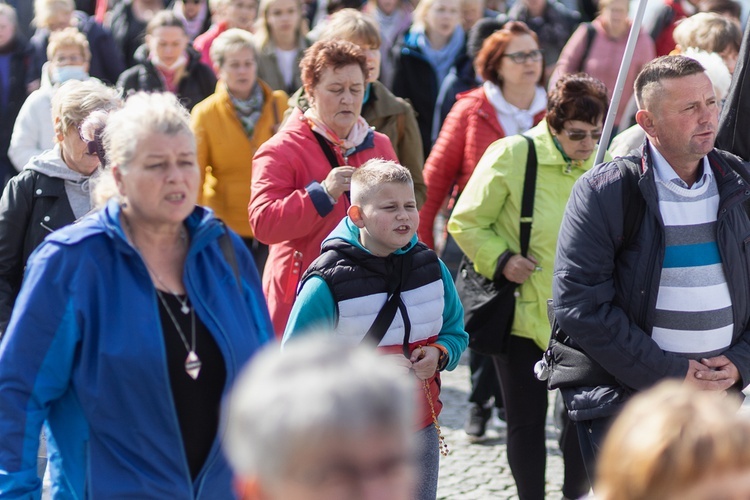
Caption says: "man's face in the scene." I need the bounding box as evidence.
[639,73,718,168]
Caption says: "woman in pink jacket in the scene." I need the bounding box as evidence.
[249,39,397,336]
[548,0,655,132]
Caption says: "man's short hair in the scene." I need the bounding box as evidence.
[634,55,706,110]
[350,159,413,205]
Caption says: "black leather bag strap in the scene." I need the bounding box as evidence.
[313,131,340,169]
[519,135,538,257]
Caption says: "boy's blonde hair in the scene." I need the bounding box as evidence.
[350,159,413,205]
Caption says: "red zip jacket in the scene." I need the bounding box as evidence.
[249,107,398,336]
[418,87,545,248]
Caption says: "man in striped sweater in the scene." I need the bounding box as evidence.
[553,55,750,479]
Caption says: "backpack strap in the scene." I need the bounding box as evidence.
[616,157,645,255]
[519,135,538,257]
[577,23,597,73]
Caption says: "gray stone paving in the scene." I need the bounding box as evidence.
[436,354,565,500]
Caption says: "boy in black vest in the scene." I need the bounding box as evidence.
[282,159,468,500]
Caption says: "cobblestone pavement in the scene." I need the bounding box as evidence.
[436,353,565,500]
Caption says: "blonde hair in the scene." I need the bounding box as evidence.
[33,0,73,28]
[350,159,413,204]
[672,12,741,54]
[318,9,381,48]
[47,26,91,62]
[210,28,257,68]
[596,381,750,500]
[412,0,459,31]
[253,0,307,48]
[52,79,121,137]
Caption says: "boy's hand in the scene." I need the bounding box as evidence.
[410,346,440,380]
[322,166,356,199]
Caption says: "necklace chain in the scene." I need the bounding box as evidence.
[122,212,202,379]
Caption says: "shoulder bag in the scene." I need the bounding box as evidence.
[454,135,537,356]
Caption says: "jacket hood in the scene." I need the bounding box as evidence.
[323,217,418,255]
[26,145,93,182]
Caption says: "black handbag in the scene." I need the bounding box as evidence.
[454,136,537,356]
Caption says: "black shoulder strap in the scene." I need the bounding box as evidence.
[361,252,413,353]
[313,131,340,169]
[218,222,242,291]
[519,135,538,257]
[616,158,645,254]
[577,23,597,73]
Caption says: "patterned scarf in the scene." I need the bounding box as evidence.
[229,83,265,138]
[303,106,371,156]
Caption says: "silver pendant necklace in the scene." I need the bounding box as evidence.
[156,289,202,380]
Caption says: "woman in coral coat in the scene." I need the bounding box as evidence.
[191,28,288,273]
[249,39,397,336]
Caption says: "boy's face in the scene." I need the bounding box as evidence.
[351,182,418,257]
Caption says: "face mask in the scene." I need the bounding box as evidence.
[151,53,187,72]
[53,65,88,84]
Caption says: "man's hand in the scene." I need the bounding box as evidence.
[685,357,739,391]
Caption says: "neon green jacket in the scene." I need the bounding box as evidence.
[448,120,611,350]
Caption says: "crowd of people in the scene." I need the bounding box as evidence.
[0,0,750,498]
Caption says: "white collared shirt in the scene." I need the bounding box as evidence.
[648,143,711,190]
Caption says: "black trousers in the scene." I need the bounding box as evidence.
[492,336,589,500]
[468,349,504,408]
[242,237,269,277]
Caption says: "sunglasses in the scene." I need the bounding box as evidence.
[184,0,203,3]
[502,49,543,64]
[560,128,602,142]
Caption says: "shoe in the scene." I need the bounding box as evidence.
[464,403,492,438]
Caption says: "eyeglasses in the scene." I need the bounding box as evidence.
[560,128,602,142]
[502,49,543,64]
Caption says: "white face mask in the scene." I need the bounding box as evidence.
[53,65,88,84]
[151,53,188,72]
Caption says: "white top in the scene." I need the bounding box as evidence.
[274,47,298,90]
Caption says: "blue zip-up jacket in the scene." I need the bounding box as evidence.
[0,199,272,499]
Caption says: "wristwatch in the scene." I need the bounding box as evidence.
[432,344,449,371]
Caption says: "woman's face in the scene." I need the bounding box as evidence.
[148,26,189,66]
[425,0,461,40]
[310,64,366,138]
[497,33,542,91]
[0,13,15,47]
[115,132,200,228]
[227,0,259,31]
[720,46,739,74]
[553,119,603,161]
[46,9,73,32]
[57,120,100,176]
[219,46,257,99]
[266,0,301,40]
[183,0,205,19]
[348,37,381,83]
[602,0,629,37]
[377,0,399,15]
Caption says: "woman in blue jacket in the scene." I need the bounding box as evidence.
[0,91,272,498]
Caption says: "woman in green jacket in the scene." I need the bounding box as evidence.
[448,73,611,500]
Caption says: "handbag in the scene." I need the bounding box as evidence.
[454,136,537,356]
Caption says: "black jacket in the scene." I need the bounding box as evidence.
[0,170,76,334]
[553,143,750,420]
[116,44,216,112]
[0,38,33,184]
